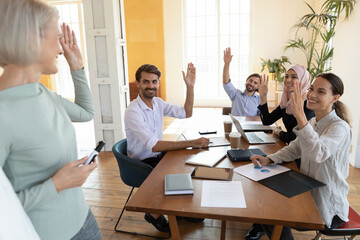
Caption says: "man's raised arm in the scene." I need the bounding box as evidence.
[182,62,196,118]
[223,47,233,84]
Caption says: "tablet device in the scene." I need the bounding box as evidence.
[191,166,233,181]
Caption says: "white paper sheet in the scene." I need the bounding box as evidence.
[201,181,246,208]
[234,163,290,181]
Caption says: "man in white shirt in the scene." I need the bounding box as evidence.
[124,63,208,232]
[223,47,260,116]
[125,63,209,163]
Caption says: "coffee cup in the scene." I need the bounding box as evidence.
[224,120,232,135]
[229,132,241,150]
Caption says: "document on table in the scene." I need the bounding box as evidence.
[234,163,290,181]
[201,181,246,208]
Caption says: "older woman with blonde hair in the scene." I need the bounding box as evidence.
[0,0,101,239]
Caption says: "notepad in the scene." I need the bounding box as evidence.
[164,174,194,195]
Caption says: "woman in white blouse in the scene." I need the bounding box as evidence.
[250,73,351,239]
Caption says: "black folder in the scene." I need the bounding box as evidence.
[258,170,326,198]
[227,148,266,162]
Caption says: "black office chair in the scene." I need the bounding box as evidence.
[313,206,360,240]
[112,139,170,239]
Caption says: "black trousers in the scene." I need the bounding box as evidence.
[257,215,344,240]
[142,152,167,169]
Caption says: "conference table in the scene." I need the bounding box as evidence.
[125,115,324,239]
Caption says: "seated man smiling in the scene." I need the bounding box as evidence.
[124,64,208,232]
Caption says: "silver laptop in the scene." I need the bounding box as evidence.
[242,123,273,132]
[229,114,276,144]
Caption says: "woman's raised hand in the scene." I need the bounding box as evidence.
[259,74,269,105]
[60,23,84,71]
[290,81,307,129]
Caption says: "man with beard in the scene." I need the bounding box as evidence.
[124,63,209,232]
[223,47,260,116]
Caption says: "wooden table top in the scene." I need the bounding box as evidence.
[125,115,324,240]
[126,139,324,230]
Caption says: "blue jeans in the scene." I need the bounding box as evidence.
[71,209,102,240]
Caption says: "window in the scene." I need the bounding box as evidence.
[183,0,251,100]
[45,0,94,156]
[46,0,87,100]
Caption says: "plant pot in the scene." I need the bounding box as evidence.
[269,72,276,81]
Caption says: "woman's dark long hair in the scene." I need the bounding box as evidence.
[317,73,351,127]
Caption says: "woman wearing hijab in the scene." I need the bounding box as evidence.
[257,64,315,144]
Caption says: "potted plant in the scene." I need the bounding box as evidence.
[260,56,291,83]
[285,0,356,79]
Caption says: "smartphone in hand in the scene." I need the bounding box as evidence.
[84,141,105,165]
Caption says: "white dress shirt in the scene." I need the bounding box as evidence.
[268,110,350,227]
[125,95,186,160]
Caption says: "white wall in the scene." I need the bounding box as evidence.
[163,0,312,106]
[251,0,310,74]
[332,3,360,167]
[163,0,184,106]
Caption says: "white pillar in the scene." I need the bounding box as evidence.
[83,0,129,151]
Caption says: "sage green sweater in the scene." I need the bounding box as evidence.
[0,69,95,240]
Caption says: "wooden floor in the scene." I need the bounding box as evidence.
[84,109,360,240]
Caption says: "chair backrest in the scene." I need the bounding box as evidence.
[112,139,153,188]
[222,107,231,115]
